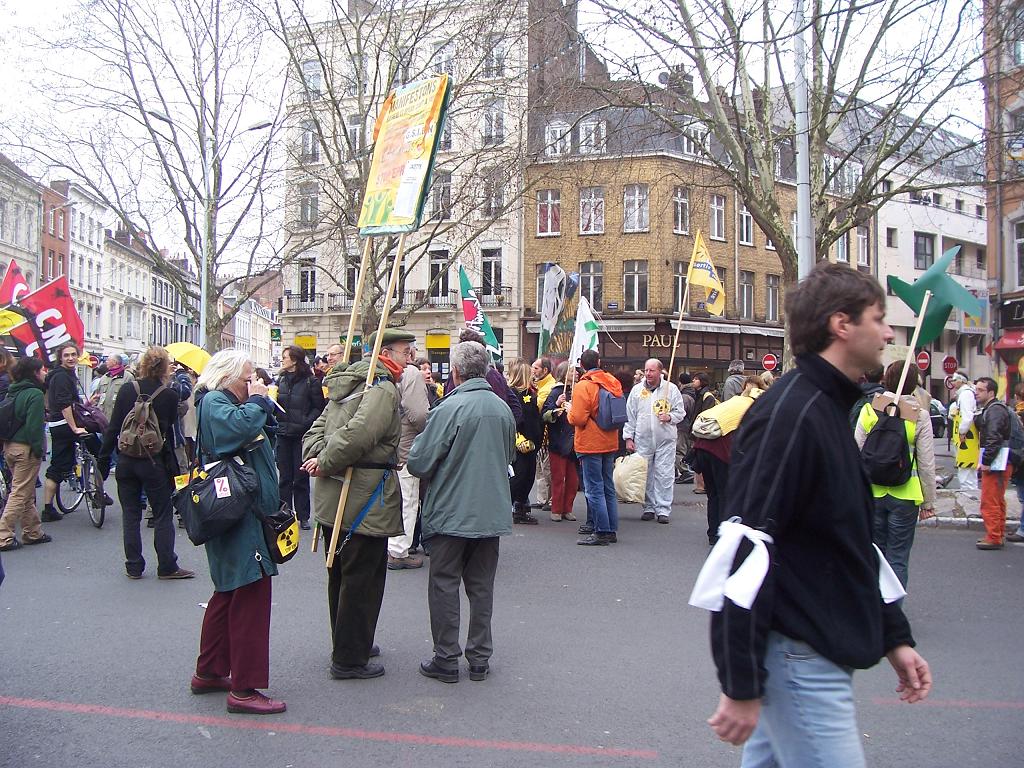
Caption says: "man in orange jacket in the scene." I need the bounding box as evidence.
[567,349,623,546]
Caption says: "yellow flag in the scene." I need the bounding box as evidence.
[685,231,726,316]
[0,310,24,335]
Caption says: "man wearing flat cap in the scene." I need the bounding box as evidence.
[301,328,413,680]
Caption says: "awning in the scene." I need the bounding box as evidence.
[994,330,1024,350]
[669,319,786,338]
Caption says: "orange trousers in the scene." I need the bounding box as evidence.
[980,468,1010,544]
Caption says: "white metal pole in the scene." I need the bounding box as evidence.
[794,0,815,279]
[201,134,213,350]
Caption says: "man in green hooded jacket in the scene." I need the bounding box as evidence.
[301,329,410,680]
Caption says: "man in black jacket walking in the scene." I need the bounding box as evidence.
[692,262,931,765]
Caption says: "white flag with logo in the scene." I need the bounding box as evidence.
[568,296,601,368]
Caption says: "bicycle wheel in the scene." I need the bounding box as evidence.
[84,454,106,529]
[56,448,86,514]
[0,459,11,511]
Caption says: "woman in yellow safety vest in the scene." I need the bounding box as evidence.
[855,362,936,589]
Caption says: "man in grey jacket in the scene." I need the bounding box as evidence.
[722,359,746,401]
[388,342,429,570]
[408,341,516,683]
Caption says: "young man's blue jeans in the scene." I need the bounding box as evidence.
[741,632,866,768]
[580,453,617,533]
[871,495,918,587]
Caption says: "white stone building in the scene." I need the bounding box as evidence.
[277,0,531,373]
[103,230,153,359]
[0,153,42,289]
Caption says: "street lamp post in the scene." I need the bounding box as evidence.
[146,110,271,349]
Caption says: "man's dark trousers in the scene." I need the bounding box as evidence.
[427,534,500,669]
[322,529,387,667]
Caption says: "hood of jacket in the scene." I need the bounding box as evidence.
[325,359,396,401]
[581,369,623,396]
[8,379,43,397]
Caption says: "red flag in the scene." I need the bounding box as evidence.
[9,276,85,365]
[0,260,30,304]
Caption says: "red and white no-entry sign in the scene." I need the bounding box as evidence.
[942,355,958,375]
[762,353,778,371]
[916,350,931,371]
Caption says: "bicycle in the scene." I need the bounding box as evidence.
[56,438,107,528]
[0,453,10,511]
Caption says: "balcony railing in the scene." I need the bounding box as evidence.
[283,293,324,313]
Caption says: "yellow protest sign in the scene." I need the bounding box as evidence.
[358,75,451,235]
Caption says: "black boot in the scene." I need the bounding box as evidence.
[512,502,539,525]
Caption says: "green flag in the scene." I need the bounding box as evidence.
[458,266,502,363]
[887,245,984,346]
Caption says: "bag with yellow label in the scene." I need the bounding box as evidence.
[260,502,300,564]
[174,457,258,546]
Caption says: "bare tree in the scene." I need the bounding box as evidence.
[264,0,537,338]
[4,0,291,349]
[581,0,989,284]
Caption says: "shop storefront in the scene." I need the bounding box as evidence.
[994,298,1024,398]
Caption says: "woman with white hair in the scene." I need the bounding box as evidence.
[189,350,286,715]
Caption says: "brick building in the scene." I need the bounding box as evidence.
[40,185,69,285]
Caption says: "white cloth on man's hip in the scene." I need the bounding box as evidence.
[689,518,906,612]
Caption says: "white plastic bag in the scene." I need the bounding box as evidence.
[613,453,648,504]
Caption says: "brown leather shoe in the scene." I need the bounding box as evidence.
[387,554,423,570]
[159,568,196,580]
[226,691,286,714]
[191,674,232,694]
[975,539,1004,550]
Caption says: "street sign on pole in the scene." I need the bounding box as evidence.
[944,375,956,390]
[942,355,957,375]
[916,350,931,371]
[762,353,778,371]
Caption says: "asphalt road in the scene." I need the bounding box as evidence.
[0,483,1021,768]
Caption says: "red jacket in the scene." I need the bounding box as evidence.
[567,369,623,454]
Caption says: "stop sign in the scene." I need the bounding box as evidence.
[942,355,957,375]
[916,350,930,371]
[762,353,778,371]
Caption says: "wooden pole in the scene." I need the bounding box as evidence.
[896,289,932,399]
[665,280,691,386]
[312,237,374,553]
[325,233,408,569]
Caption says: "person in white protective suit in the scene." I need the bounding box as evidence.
[623,359,686,523]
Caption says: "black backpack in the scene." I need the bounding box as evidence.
[0,394,22,441]
[861,403,913,487]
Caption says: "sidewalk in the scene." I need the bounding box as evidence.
[930,485,1022,530]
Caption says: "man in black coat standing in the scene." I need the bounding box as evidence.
[692,262,931,766]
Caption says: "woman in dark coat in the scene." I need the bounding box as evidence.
[504,358,543,525]
[542,362,578,522]
[275,345,325,530]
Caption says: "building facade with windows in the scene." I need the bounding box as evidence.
[276,1,537,372]
[0,153,43,291]
[50,180,110,348]
[103,229,154,359]
[523,106,807,383]
[41,185,69,288]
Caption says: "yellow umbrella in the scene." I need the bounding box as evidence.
[166,341,212,374]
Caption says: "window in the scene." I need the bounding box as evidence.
[886,227,897,248]
[46,250,53,281]
[298,182,319,226]
[432,42,454,76]
[835,231,848,262]
[482,37,505,78]
[394,47,412,86]
[537,189,560,236]
[739,270,754,319]
[710,194,726,240]
[431,170,452,220]
[623,260,648,312]
[623,184,649,233]
[298,257,316,300]
[88,216,95,245]
[579,120,606,154]
[579,187,605,235]
[301,60,321,99]
[57,210,64,238]
[544,121,571,157]
[580,261,603,310]
[70,210,77,240]
[681,125,707,156]
[673,261,687,312]
[914,232,935,270]
[87,259,94,290]
[766,274,780,322]
[481,168,504,218]
[300,120,319,162]
[739,205,754,245]
[976,204,986,218]
[977,247,987,271]
[482,99,504,145]
[481,248,502,296]
[109,301,116,337]
[428,249,450,301]
[856,226,870,266]
[765,230,775,250]
[672,186,690,234]
[78,212,85,242]
[345,115,361,159]
[48,207,55,235]
[955,198,964,213]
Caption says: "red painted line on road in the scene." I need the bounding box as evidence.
[872,697,1024,711]
[0,695,658,759]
